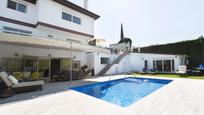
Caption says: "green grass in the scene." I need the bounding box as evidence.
[133,73,204,80]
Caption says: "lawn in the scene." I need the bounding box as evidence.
[133,73,204,80]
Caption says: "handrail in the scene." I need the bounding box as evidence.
[97,50,130,76]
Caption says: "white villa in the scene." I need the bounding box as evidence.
[0,0,187,81]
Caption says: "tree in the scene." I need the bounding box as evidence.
[118,37,132,48]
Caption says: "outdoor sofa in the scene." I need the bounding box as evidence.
[0,71,44,97]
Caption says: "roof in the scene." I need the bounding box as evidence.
[132,52,187,56]
[52,0,100,20]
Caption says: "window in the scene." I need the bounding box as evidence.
[66,38,81,43]
[60,59,71,71]
[73,16,81,24]
[172,60,175,71]
[17,3,26,13]
[114,49,118,54]
[156,60,163,71]
[7,0,16,10]
[154,60,175,72]
[163,60,171,72]
[100,58,110,64]
[2,58,22,72]
[62,12,82,25]
[3,26,32,36]
[153,60,156,68]
[73,61,80,70]
[38,59,50,71]
[144,60,148,68]
[18,29,32,35]
[24,57,38,71]
[7,0,27,13]
[62,12,72,22]
[48,35,53,39]
[3,26,18,33]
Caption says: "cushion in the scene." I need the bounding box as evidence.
[12,80,44,88]
[31,72,40,80]
[23,72,31,78]
[8,75,19,85]
[0,72,12,87]
[13,72,24,80]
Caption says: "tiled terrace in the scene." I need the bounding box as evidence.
[0,75,204,115]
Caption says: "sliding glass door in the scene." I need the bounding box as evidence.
[38,58,50,78]
[163,60,171,72]
[154,59,175,72]
[156,60,163,71]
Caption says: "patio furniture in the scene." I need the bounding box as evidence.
[192,69,203,76]
[51,69,86,82]
[149,67,158,75]
[0,72,44,94]
[23,71,31,80]
[0,88,14,98]
[12,72,24,81]
[176,65,187,76]
[198,64,204,69]
[140,67,148,74]
[197,64,204,75]
[51,71,64,82]
[31,72,41,80]
[200,69,204,75]
[0,79,14,98]
[186,70,192,76]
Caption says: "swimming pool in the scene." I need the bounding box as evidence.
[71,77,172,107]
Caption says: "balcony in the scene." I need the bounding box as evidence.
[0,29,110,54]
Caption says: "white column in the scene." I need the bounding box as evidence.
[162,60,164,72]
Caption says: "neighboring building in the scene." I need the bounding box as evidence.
[105,53,187,75]
[89,38,109,48]
[110,42,131,54]
[134,36,204,69]
[110,24,132,55]
[97,24,188,75]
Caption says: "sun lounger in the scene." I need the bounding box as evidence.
[149,68,158,75]
[140,67,148,74]
[0,72,44,94]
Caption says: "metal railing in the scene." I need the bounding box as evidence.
[97,50,130,76]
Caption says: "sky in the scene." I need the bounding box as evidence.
[69,0,204,47]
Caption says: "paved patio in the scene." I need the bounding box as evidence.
[0,75,204,115]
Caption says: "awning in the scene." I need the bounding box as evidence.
[0,32,110,54]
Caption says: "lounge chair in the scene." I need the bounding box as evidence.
[0,72,44,94]
[176,65,187,76]
[149,67,158,75]
[140,67,148,74]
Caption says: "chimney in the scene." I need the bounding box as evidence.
[84,0,88,9]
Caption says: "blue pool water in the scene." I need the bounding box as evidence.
[71,77,172,107]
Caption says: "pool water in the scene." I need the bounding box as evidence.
[71,77,172,107]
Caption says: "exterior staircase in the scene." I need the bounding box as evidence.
[97,50,130,76]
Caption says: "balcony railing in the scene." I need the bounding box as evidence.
[0,29,110,54]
